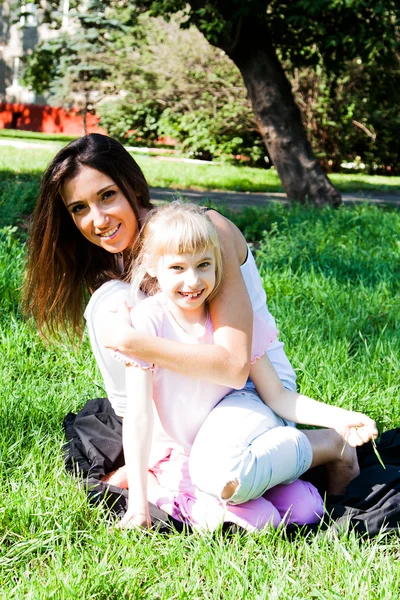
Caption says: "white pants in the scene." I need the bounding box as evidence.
[189,386,313,505]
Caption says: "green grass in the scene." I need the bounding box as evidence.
[0,138,399,196]
[0,128,78,143]
[1,163,400,597]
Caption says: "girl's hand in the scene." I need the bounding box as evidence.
[97,301,132,349]
[115,510,151,530]
[334,411,378,447]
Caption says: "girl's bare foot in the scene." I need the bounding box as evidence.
[326,442,360,496]
[101,465,128,488]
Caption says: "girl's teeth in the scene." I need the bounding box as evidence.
[182,291,201,297]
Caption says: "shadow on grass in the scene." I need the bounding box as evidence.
[0,169,41,228]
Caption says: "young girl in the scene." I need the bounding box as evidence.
[113,202,377,531]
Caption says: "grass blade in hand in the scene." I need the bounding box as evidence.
[372,438,386,469]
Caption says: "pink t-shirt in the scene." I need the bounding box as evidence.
[113,292,277,463]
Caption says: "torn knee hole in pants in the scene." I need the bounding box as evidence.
[221,478,239,500]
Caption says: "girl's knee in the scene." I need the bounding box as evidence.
[221,478,239,500]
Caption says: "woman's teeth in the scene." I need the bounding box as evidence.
[100,225,119,238]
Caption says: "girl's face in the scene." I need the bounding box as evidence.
[62,166,139,253]
[150,249,216,313]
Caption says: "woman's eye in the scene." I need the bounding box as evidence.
[170,266,183,271]
[71,204,87,214]
[199,262,211,268]
[102,190,116,201]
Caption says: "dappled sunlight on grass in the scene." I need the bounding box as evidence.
[330,172,400,192]
[0,141,399,196]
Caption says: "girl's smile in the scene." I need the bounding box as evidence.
[178,289,204,299]
[62,166,139,253]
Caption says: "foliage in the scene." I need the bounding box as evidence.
[99,100,163,147]
[97,14,266,164]
[97,7,400,171]
[289,59,400,174]
[22,0,139,134]
[138,1,399,71]
[129,1,400,173]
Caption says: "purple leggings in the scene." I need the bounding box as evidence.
[226,479,324,530]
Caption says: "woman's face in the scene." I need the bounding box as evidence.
[62,166,139,253]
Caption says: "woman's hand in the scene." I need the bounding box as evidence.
[97,301,132,349]
[333,411,378,447]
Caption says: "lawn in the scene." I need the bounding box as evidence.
[1,144,400,597]
[1,134,399,195]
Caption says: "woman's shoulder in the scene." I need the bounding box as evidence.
[206,209,248,265]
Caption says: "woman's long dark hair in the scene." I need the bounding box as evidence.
[23,134,153,339]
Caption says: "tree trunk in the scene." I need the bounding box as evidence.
[82,92,89,136]
[223,17,341,206]
[82,106,87,136]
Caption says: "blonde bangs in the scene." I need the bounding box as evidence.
[149,209,219,257]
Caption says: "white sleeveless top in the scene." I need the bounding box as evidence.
[240,247,276,327]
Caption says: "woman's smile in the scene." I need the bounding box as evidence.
[97,223,121,239]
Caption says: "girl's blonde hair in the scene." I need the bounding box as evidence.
[131,202,223,302]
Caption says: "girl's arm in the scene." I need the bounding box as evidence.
[116,366,153,529]
[99,211,253,389]
[250,354,378,446]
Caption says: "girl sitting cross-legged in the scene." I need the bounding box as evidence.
[112,202,377,532]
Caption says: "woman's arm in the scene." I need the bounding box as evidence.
[98,211,253,389]
[250,354,378,446]
[116,366,153,529]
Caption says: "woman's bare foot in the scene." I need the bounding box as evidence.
[101,465,128,488]
[325,442,360,496]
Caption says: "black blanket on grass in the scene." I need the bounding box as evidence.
[63,397,400,537]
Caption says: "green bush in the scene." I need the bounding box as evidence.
[158,106,266,165]
[99,99,163,146]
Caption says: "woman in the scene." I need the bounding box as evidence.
[23,134,366,526]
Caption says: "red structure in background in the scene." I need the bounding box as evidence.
[0,102,107,135]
